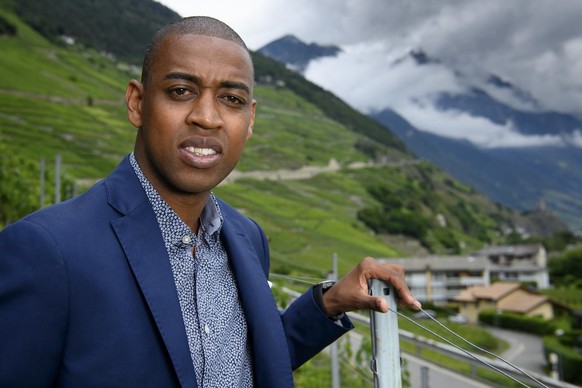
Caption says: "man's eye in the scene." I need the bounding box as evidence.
[170,88,192,97]
[223,95,244,105]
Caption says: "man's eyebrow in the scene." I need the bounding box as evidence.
[164,72,200,83]
[220,81,251,95]
[163,72,250,94]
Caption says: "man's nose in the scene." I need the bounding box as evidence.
[186,93,223,129]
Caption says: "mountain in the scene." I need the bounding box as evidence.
[260,37,582,231]
[376,52,582,231]
[371,108,576,232]
[259,34,341,73]
[434,87,582,137]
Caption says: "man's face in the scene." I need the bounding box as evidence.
[127,33,255,201]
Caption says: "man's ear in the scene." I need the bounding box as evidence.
[126,80,144,128]
[246,99,256,140]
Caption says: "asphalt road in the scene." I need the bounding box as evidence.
[403,324,547,387]
[483,325,546,374]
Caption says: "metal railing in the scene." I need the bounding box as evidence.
[349,311,578,388]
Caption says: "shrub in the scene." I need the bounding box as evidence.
[432,228,460,254]
[543,335,582,384]
[549,247,582,288]
[479,310,556,335]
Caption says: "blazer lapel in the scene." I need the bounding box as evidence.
[107,158,196,388]
[221,217,294,388]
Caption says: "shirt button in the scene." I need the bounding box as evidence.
[204,324,210,334]
[181,235,192,244]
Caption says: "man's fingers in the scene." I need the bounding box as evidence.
[370,296,389,313]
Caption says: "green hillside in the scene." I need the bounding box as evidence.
[1,0,180,65]
[0,6,538,277]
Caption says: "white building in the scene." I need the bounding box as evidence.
[475,244,549,289]
[382,244,549,303]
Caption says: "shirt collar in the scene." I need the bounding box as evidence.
[200,194,223,236]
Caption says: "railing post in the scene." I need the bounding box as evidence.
[39,158,46,208]
[420,365,429,388]
[369,279,402,387]
[54,154,61,204]
[330,253,340,388]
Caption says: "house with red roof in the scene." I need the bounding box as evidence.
[453,282,555,324]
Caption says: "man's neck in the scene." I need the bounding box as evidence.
[161,191,209,233]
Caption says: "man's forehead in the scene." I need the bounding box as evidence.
[142,32,254,88]
[163,32,248,53]
[160,34,252,65]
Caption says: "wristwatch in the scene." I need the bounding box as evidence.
[315,280,345,321]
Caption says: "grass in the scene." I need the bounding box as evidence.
[241,85,371,171]
[399,315,506,354]
[400,343,525,387]
[0,94,132,178]
[215,174,401,276]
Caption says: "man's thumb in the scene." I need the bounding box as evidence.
[371,296,388,313]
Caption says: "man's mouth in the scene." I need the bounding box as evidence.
[186,146,217,156]
[179,142,222,168]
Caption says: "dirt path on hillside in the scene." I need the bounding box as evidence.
[220,158,421,185]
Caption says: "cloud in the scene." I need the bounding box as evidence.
[397,102,575,148]
[305,45,466,112]
[306,47,581,149]
[566,130,582,148]
[305,44,581,149]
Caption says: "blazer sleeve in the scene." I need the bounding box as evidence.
[0,220,69,387]
[246,217,353,370]
[280,287,353,369]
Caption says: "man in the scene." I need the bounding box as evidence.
[0,16,420,387]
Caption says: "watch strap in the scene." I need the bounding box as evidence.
[314,281,345,321]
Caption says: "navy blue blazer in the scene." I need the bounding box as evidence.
[0,156,352,387]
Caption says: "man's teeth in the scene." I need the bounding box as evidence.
[186,147,217,156]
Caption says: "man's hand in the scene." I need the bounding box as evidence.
[322,257,421,316]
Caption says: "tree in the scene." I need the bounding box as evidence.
[548,247,582,288]
[0,145,39,227]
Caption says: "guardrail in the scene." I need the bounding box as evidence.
[278,284,578,387]
[348,311,579,388]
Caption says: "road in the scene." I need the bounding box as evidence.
[391,324,547,387]
[483,325,546,374]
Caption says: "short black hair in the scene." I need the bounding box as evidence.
[141,16,253,86]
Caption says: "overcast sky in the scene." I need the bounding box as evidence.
[156,0,582,148]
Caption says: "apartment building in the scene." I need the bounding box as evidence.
[383,244,549,303]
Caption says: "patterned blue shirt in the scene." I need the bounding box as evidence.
[130,153,253,387]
